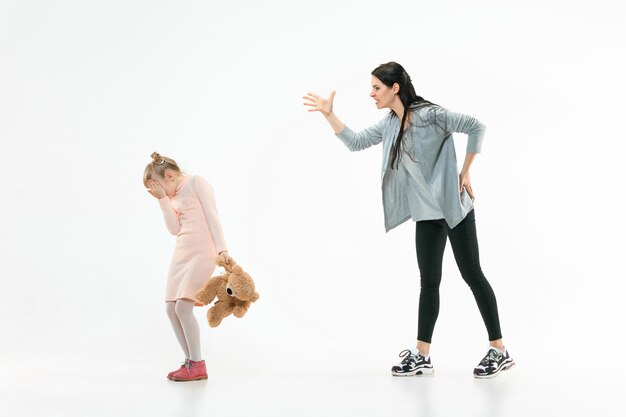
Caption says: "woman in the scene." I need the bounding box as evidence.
[303,62,514,379]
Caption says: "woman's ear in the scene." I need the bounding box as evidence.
[392,82,400,95]
[165,170,175,182]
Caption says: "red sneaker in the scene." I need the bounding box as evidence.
[167,359,189,380]
[170,359,208,381]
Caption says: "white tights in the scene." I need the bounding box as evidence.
[165,300,201,361]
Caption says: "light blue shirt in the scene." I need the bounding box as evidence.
[336,105,486,232]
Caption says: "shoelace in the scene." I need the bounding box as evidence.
[398,349,419,366]
[480,349,501,366]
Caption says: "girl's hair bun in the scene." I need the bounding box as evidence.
[151,152,165,165]
[144,152,180,187]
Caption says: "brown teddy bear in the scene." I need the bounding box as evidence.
[195,255,259,327]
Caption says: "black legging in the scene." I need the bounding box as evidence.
[415,209,502,343]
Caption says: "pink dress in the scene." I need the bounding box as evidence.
[157,175,227,306]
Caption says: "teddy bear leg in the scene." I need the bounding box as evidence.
[232,303,250,318]
[208,302,234,327]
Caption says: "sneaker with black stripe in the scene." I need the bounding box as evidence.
[473,347,515,379]
[391,349,434,376]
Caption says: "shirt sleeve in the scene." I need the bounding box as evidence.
[193,176,228,254]
[158,197,181,235]
[441,108,486,154]
[335,116,386,151]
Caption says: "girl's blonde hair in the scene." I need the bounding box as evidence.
[143,152,181,187]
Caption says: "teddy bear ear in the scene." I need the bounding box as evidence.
[250,292,260,303]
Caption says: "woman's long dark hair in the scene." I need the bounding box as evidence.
[372,62,436,169]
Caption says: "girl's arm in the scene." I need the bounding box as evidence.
[157,198,181,235]
[194,177,228,255]
[147,179,181,235]
[304,91,384,151]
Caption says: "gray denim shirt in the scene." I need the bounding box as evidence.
[336,105,486,232]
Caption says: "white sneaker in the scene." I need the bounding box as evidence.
[391,349,435,376]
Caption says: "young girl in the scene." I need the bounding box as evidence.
[144,152,232,382]
[304,62,514,379]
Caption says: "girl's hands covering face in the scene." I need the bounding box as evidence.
[147,179,167,199]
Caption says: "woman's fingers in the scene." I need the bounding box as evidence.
[304,91,334,115]
[460,177,475,199]
[303,96,321,108]
[303,98,323,111]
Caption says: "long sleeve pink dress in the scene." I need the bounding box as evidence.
[157,175,227,306]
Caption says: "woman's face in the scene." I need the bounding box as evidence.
[370,76,398,109]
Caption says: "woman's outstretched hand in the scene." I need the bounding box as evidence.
[303,91,335,116]
[147,179,167,199]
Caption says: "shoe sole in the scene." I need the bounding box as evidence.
[473,359,515,379]
[170,375,208,382]
[391,367,435,377]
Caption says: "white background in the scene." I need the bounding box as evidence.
[1,0,625,416]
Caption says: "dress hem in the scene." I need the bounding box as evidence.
[165,296,205,307]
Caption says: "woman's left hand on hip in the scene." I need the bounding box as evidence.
[459,172,475,200]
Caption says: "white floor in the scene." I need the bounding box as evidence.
[3,358,623,417]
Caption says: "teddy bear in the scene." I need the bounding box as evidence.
[195,255,259,327]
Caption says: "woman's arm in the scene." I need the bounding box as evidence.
[303,91,384,151]
[194,177,228,255]
[459,153,477,198]
[441,109,486,199]
[443,109,486,154]
[304,91,344,132]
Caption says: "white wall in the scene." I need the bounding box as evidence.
[1,0,624,376]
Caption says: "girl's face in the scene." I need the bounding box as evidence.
[152,170,179,197]
[370,76,399,109]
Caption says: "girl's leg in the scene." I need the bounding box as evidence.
[446,209,503,342]
[415,219,448,354]
[165,301,190,359]
[174,299,202,361]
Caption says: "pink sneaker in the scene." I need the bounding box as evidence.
[170,359,208,381]
[167,359,189,380]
